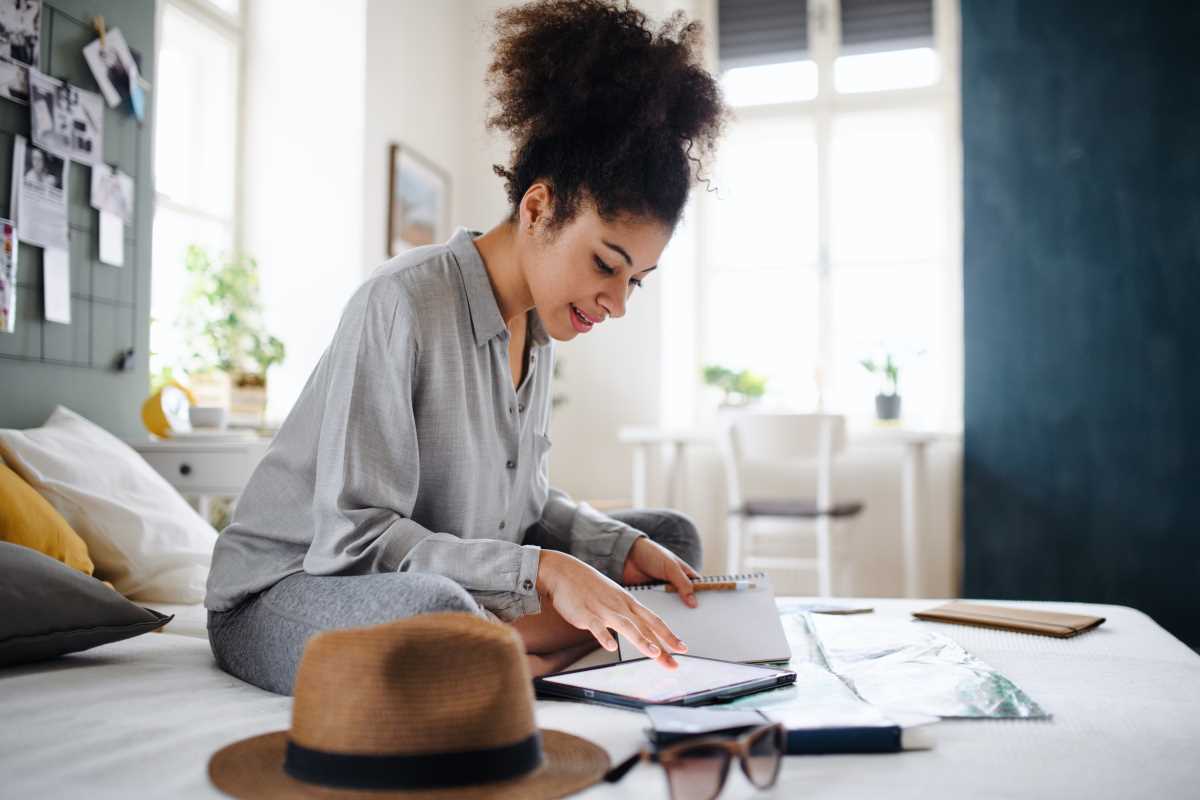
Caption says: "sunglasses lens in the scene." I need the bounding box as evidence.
[743,726,784,788]
[664,745,730,800]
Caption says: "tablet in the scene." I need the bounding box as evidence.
[533,654,796,709]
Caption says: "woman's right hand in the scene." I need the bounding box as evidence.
[536,550,688,669]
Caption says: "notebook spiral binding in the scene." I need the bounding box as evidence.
[626,572,766,591]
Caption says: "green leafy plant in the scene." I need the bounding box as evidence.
[148,359,179,394]
[859,351,900,396]
[176,245,285,383]
[702,364,767,406]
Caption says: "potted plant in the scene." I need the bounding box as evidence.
[702,364,767,408]
[175,245,286,428]
[859,350,902,420]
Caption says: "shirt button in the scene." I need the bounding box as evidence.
[506,460,516,469]
[508,405,514,414]
[498,520,506,529]
[518,403,525,412]
[522,579,534,591]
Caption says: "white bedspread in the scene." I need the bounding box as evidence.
[2,599,1197,799]
[142,602,210,639]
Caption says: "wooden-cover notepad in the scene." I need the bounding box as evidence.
[913,601,1106,638]
[616,572,792,663]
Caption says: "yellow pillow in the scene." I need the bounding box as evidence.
[0,461,94,575]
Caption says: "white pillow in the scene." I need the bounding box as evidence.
[0,406,216,602]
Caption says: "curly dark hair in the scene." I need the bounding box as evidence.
[487,0,728,232]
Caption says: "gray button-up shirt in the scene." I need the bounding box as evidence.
[205,228,646,619]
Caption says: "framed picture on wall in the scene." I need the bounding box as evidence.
[387,142,450,257]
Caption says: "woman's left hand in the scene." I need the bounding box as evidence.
[621,537,703,607]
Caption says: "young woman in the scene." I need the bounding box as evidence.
[205,0,727,695]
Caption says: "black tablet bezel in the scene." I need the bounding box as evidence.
[532,654,797,709]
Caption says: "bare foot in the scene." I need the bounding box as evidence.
[526,639,600,677]
[510,599,594,653]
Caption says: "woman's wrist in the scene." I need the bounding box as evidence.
[535,549,561,596]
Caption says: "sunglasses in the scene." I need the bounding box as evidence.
[604,722,786,800]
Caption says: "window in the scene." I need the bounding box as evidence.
[689,0,960,428]
[150,0,243,384]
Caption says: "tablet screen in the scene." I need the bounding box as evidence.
[540,656,790,704]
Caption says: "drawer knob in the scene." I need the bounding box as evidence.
[179,463,192,476]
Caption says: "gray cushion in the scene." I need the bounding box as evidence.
[0,541,172,667]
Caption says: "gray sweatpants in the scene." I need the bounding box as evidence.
[207,508,702,695]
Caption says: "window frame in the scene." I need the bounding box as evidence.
[152,0,246,256]
[691,0,962,430]
[149,0,246,384]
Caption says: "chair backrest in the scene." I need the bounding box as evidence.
[717,412,848,510]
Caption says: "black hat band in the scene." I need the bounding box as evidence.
[283,732,544,790]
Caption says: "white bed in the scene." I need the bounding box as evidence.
[142,602,211,640]
[3,598,1198,799]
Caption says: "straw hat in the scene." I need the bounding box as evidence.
[209,612,609,799]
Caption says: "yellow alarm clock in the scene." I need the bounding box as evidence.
[141,381,196,438]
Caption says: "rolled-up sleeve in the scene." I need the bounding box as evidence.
[304,280,542,620]
[536,487,647,582]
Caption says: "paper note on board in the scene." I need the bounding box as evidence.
[99,210,124,267]
[0,219,16,332]
[44,247,70,324]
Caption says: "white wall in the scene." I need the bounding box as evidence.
[461,0,510,231]
[247,0,473,422]
[242,0,368,424]
[362,0,471,272]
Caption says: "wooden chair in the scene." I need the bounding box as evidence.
[718,413,864,597]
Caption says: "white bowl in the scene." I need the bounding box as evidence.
[189,405,228,430]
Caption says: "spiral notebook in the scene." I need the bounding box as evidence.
[615,572,792,664]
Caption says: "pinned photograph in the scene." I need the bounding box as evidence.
[82,27,138,109]
[0,0,40,67]
[91,163,134,224]
[387,143,450,256]
[0,54,27,104]
[43,246,69,324]
[29,70,104,164]
[0,218,16,333]
[99,209,122,267]
[10,135,68,251]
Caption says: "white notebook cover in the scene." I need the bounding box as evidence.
[616,572,792,664]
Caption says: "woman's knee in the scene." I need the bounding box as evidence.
[405,572,481,616]
[206,574,483,696]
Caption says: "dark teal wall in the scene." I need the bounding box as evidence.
[0,0,155,438]
[962,1,1200,645]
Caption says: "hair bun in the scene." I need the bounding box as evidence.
[487,0,727,229]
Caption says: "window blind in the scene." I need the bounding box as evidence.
[839,0,934,54]
[718,0,808,69]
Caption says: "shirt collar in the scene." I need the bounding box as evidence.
[448,227,550,348]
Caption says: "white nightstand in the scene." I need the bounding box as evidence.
[126,435,272,522]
